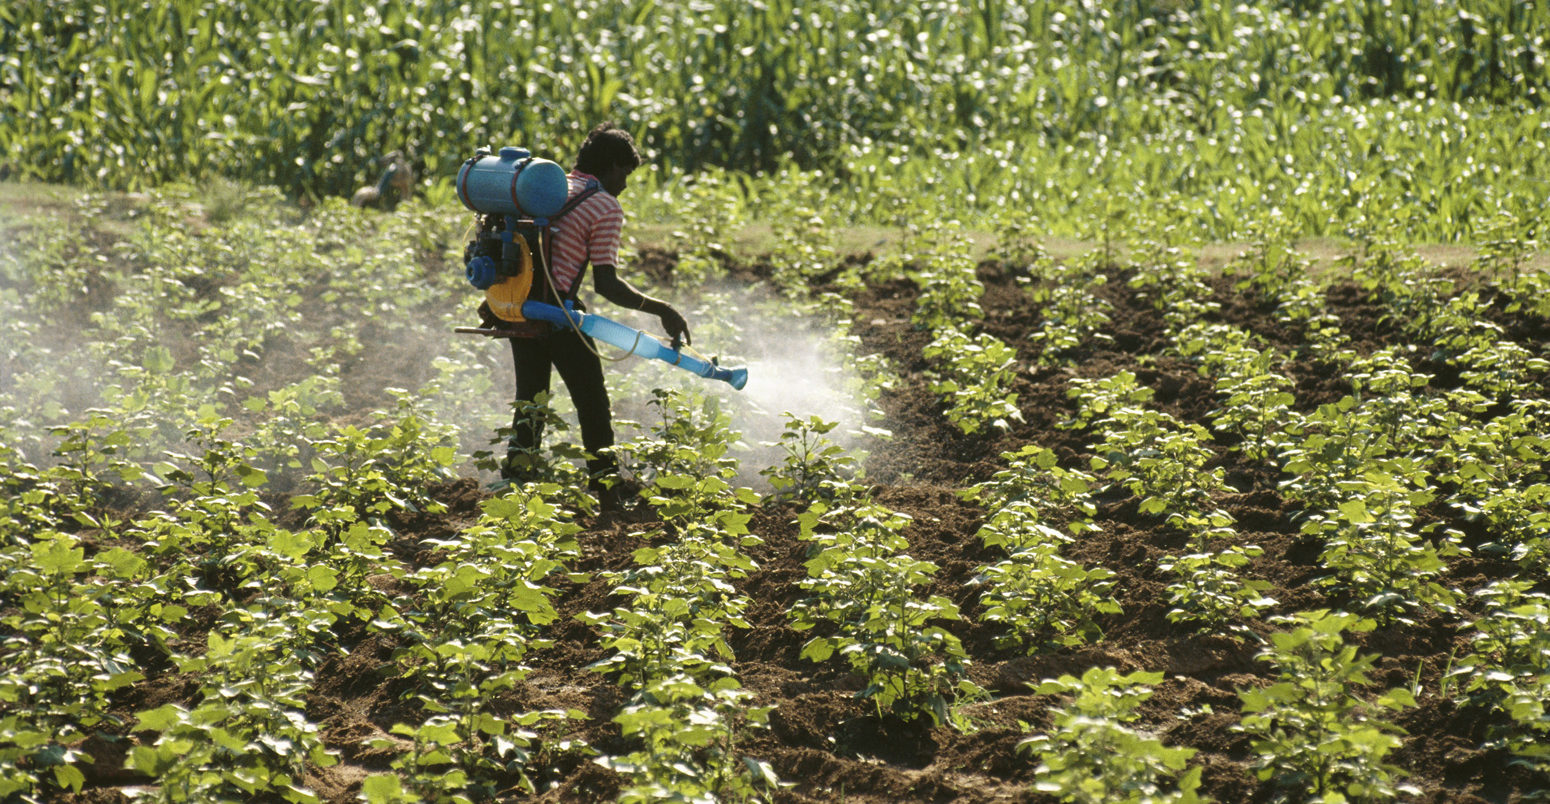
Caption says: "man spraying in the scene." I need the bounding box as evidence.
[499,122,690,507]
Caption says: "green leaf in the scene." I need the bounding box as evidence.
[53,763,86,792]
[238,465,269,487]
[801,636,836,663]
[360,774,407,803]
[1338,499,1371,523]
[33,536,84,574]
[269,529,314,561]
[134,703,187,733]
[127,744,175,776]
[142,345,175,374]
[307,564,339,593]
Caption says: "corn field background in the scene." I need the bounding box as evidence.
[2,0,1548,240]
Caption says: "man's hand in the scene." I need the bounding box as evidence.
[659,306,691,351]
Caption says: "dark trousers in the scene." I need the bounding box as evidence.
[507,329,616,486]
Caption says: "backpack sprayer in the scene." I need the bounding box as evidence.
[452,146,748,391]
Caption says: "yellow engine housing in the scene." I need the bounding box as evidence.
[486,237,533,322]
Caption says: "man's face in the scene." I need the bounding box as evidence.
[600,163,632,197]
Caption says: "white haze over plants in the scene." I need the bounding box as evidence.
[450,286,881,491]
[0,193,880,494]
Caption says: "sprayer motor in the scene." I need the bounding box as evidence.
[463,215,523,290]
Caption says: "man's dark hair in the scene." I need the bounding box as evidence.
[574,122,643,175]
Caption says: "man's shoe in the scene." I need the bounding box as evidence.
[595,477,644,512]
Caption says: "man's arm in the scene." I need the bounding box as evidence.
[592,263,691,347]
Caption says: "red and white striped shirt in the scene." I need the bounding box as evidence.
[549,171,623,295]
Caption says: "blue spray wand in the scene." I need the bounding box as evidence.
[457,300,749,391]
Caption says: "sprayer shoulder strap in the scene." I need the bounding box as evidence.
[536,181,605,302]
[553,181,602,222]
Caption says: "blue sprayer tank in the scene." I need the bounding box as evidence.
[457,146,569,218]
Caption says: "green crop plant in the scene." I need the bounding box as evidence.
[365,705,584,804]
[1434,400,1550,543]
[622,388,761,522]
[243,374,345,481]
[758,172,842,295]
[1063,372,1155,432]
[1070,370,1275,636]
[1159,525,1277,640]
[961,445,1099,538]
[1072,188,1136,272]
[1347,241,1457,341]
[791,290,898,424]
[923,327,1024,435]
[1279,348,1451,512]
[1227,212,1311,306]
[132,600,342,803]
[963,443,1119,651]
[1473,208,1541,291]
[958,443,1120,650]
[373,639,580,802]
[901,221,984,332]
[291,409,457,530]
[1125,223,1205,305]
[1300,470,1462,624]
[601,674,779,804]
[759,413,863,502]
[1211,368,1298,465]
[1454,340,1550,402]
[1344,243,1545,402]
[1029,276,1114,366]
[579,522,759,689]
[96,343,218,466]
[0,223,97,315]
[394,542,566,649]
[484,393,596,507]
[1492,261,1550,321]
[1019,667,1206,804]
[1120,218,1215,339]
[1417,290,1499,358]
[662,168,746,287]
[425,350,506,465]
[645,471,762,527]
[142,416,273,576]
[46,410,145,508]
[127,698,335,804]
[765,205,839,294]
[0,533,195,800]
[972,499,1079,557]
[1275,279,1357,369]
[156,410,269,498]
[129,490,289,600]
[790,500,980,725]
[0,447,87,538]
[369,488,584,802]
[1170,322,1299,465]
[1446,581,1550,779]
[973,530,1121,652]
[1235,610,1420,803]
[992,214,1051,275]
[619,388,740,489]
[1088,408,1225,531]
[304,520,403,622]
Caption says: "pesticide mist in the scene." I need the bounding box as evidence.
[712,302,878,487]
